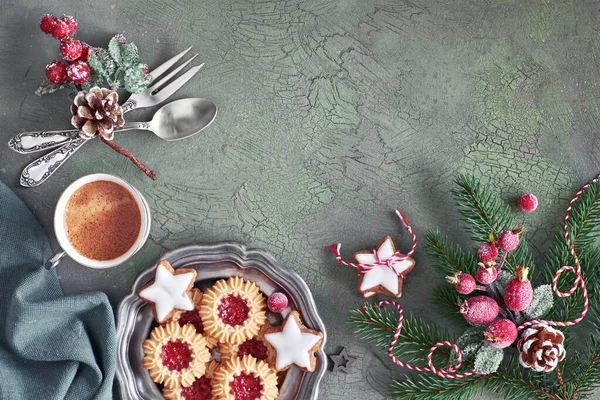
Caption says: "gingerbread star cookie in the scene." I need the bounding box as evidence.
[353,236,415,298]
[138,260,197,323]
[263,311,323,372]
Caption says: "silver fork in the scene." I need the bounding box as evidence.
[18,48,203,188]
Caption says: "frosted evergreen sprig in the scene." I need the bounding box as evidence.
[85,34,151,93]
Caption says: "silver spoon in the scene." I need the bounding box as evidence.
[20,98,217,187]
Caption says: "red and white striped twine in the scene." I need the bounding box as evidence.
[366,301,476,378]
[329,210,417,277]
[518,173,598,330]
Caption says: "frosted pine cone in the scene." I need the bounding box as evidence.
[517,324,565,372]
[70,87,124,140]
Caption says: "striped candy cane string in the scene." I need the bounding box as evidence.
[518,174,600,330]
[366,301,476,378]
[329,210,417,276]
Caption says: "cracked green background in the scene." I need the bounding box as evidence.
[1,0,599,398]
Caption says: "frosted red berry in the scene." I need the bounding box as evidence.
[50,19,69,39]
[498,229,521,252]
[518,194,538,213]
[477,241,499,263]
[476,263,498,285]
[78,43,91,62]
[45,60,68,84]
[484,319,517,349]
[446,272,476,295]
[59,15,78,37]
[40,14,56,34]
[267,292,288,313]
[504,266,533,312]
[66,60,90,84]
[460,296,500,325]
[59,38,83,61]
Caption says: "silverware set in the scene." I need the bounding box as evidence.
[9,47,217,187]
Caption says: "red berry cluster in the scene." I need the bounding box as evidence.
[447,226,533,350]
[40,14,90,85]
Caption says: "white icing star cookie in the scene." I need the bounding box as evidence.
[138,260,197,323]
[353,236,415,298]
[263,311,323,372]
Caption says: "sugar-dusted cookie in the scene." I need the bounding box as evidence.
[212,355,278,400]
[263,311,323,372]
[169,288,218,349]
[141,321,211,389]
[162,360,220,400]
[138,260,197,323]
[199,277,266,345]
[353,236,415,298]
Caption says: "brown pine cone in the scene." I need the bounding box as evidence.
[70,87,124,140]
[517,324,565,372]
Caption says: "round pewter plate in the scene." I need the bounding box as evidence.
[116,242,327,400]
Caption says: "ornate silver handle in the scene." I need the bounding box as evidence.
[20,138,87,187]
[9,129,79,154]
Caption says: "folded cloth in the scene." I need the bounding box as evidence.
[0,181,115,400]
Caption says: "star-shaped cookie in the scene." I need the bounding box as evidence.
[263,311,323,372]
[353,236,415,298]
[138,260,197,323]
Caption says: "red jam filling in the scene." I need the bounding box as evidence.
[181,376,212,400]
[237,338,268,361]
[229,372,262,400]
[178,310,205,334]
[218,295,250,326]
[160,340,192,371]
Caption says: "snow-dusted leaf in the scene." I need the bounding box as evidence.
[522,284,554,320]
[88,48,116,79]
[124,64,151,93]
[474,345,503,374]
[450,326,485,364]
[35,79,71,96]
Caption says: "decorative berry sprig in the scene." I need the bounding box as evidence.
[34,14,156,179]
[36,14,150,96]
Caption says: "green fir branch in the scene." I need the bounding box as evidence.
[390,374,489,400]
[430,286,468,327]
[349,304,455,366]
[566,182,600,253]
[452,174,535,274]
[425,229,478,275]
[568,336,600,399]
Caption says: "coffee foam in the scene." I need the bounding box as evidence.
[65,180,142,261]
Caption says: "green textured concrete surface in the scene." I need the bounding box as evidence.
[1,0,599,398]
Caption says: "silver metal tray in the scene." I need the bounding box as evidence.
[116,242,327,399]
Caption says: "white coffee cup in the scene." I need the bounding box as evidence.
[47,173,151,269]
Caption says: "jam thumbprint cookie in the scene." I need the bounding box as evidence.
[142,321,211,389]
[170,288,219,349]
[212,355,278,400]
[162,360,220,400]
[138,260,197,323]
[200,277,266,345]
[263,311,323,372]
[219,330,270,365]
